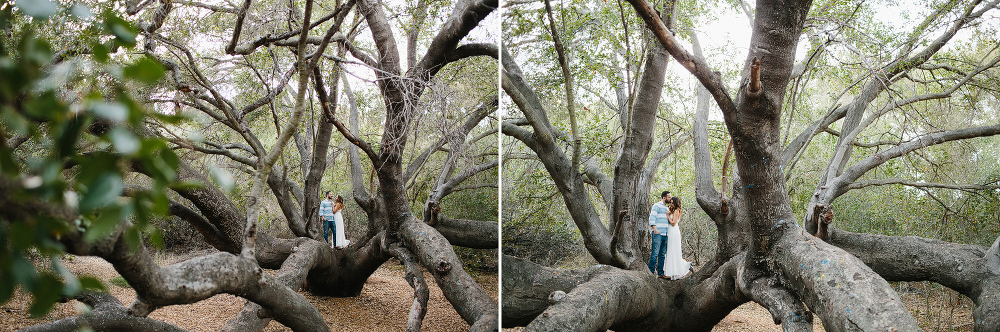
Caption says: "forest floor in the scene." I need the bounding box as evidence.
[1,250,498,331]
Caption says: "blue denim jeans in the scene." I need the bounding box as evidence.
[322,218,336,244]
[647,232,668,276]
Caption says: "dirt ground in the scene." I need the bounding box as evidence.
[1,252,498,331]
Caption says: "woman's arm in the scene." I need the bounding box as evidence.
[669,209,681,226]
[332,202,343,213]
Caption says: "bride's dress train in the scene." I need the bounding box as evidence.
[662,223,690,279]
[334,211,350,248]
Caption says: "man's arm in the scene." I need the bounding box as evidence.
[649,203,660,234]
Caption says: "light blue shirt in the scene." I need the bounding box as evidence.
[649,201,670,234]
[319,199,335,221]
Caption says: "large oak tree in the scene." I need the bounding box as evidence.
[502,0,1000,330]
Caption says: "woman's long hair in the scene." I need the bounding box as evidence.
[670,196,682,211]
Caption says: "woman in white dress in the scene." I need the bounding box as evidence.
[332,196,351,248]
[662,196,690,279]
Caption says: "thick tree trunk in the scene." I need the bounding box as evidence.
[608,1,673,270]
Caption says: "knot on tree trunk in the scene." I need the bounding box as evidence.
[435,260,451,275]
[548,290,566,304]
[128,299,154,317]
[425,201,441,226]
[747,57,762,97]
[810,204,833,241]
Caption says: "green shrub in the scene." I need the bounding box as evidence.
[110,276,130,288]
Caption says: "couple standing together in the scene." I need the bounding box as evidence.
[319,191,351,249]
[648,190,690,279]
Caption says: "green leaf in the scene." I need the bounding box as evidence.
[160,148,179,172]
[23,90,63,121]
[90,101,128,122]
[209,166,235,193]
[9,222,34,250]
[10,255,36,285]
[107,127,140,155]
[78,172,123,211]
[29,273,62,317]
[90,41,109,63]
[124,227,141,249]
[124,56,165,84]
[0,146,20,176]
[78,276,106,292]
[2,107,30,135]
[70,4,93,20]
[153,113,186,124]
[52,258,80,296]
[0,271,13,305]
[54,117,85,159]
[83,206,123,243]
[148,229,163,249]
[169,181,204,191]
[103,15,137,47]
[14,0,58,18]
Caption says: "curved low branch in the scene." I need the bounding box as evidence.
[501,255,615,327]
[824,124,1000,202]
[431,216,497,249]
[19,292,185,332]
[827,227,1000,331]
[399,217,497,329]
[386,243,431,332]
[221,238,334,332]
[167,200,228,249]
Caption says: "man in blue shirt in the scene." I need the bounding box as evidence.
[319,191,336,247]
[648,190,672,277]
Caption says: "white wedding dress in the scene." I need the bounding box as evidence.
[662,222,690,279]
[334,210,350,248]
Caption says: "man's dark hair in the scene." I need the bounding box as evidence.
[325,190,332,196]
[661,191,670,198]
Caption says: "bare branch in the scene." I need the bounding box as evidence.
[823,124,1000,201]
[174,0,238,13]
[846,178,1000,192]
[623,0,736,115]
